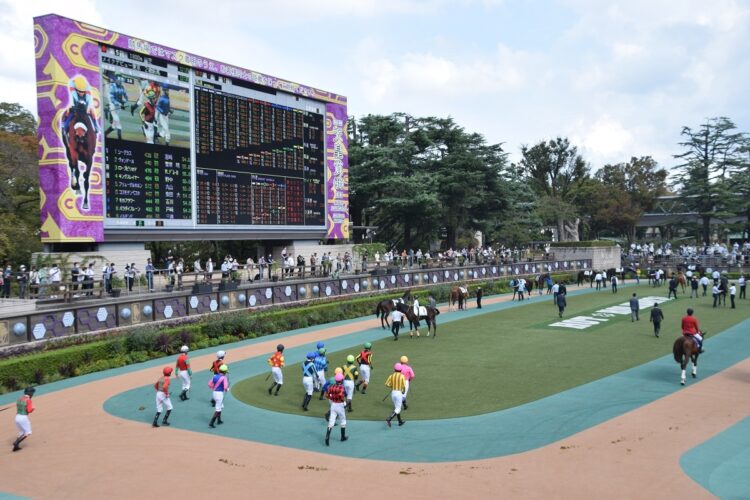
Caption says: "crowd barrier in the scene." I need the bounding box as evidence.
[0,259,592,347]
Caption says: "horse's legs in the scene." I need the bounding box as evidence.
[81,160,91,209]
[680,353,688,385]
[692,354,698,378]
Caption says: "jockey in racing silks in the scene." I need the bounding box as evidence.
[105,74,128,139]
[155,86,172,145]
[63,75,100,135]
[681,307,704,353]
[314,348,329,400]
[411,295,421,336]
[139,86,159,144]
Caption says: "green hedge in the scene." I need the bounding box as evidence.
[0,273,577,393]
[549,240,616,248]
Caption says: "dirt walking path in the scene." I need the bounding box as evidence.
[1,287,743,499]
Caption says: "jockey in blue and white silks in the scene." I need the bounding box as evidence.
[106,74,128,138]
[63,75,99,134]
[155,87,172,145]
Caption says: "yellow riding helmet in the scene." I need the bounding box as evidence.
[400,355,409,364]
[73,76,88,92]
[334,367,343,375]
[219,364,228,373]
[145,89,156,100]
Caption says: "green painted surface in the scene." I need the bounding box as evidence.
[103,286,750,462]
[681,416,750,498]
[233,285,748,420]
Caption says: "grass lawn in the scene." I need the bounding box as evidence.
[232,284,749,421]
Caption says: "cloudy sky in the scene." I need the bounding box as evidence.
[2,0,749,168]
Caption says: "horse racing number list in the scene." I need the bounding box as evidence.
[194,85,324,226]
[105,142,192,221]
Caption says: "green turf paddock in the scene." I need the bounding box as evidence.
[233,284,749,420]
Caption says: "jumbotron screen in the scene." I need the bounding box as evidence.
[99,46,324,229]
[34,14,349,243]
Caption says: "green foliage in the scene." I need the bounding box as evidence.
[0,103,36,135]
[549,240,615,247]
[351,243,386,259]
[349,113,511,250]
[674,117,747,243]
[0,341,115,390]
[0,104,41,264]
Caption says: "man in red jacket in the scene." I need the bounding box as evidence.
[681,308,704,353]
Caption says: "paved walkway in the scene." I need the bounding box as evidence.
[1,284,748,498]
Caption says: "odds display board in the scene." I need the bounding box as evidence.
[34,14,349,243]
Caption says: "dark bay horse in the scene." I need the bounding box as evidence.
[397,302,439,337]
[62,101,96,210]
[673,333,704,385]
[449,286,469,311]
[375,289,412,329]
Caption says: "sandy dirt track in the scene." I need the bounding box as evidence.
[2,291,744,499]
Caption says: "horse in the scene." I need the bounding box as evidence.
[61,100,96,210]
[676,272,687,293]
[397,302,439,337]
[576,270,586,287]
[673,333,704,385]
[449,286,469,311]
[374,289,413,329]
[536,273,551,294]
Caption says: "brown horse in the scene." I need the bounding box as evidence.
[62,101,96,210]
[673,333,704,385]
[676,272,687,293]
[397,302,439,337]
[449,286,469,311]
[374,289,412,329]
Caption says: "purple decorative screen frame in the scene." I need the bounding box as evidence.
[34,14,349,242]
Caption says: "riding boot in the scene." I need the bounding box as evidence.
[12,436,26,452]
[355,381,361,392]
[153,412,161,428]
[325,427,332,446]
[324,410,331,422]
[274,384,281,396]
[402,399,408,410]
[183,390,189,400]
[397,413,405,426]
[104,126,113,136]
[209,412,218,428]
[268,382,276,395]
[386,412,395,427]
[346,401,352,412]
[340,427,348,442]
[211,398,216,407]
[302,394,311,410]
[319,391,325,400]
[361,384,367,395]
[116,129,122,140]
[217,412,223,425]
[162,410,171,426]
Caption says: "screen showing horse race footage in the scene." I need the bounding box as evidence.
[99,46,326,230]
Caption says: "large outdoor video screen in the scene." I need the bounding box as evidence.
[34,14,349,243]
[99,46,326,229]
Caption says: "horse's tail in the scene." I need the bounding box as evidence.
[375,303,382,316]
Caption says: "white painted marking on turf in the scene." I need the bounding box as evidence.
[550,296,672,330]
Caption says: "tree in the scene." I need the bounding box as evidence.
[518,137,590,241]
[0,103,36,135]
[349,114,511,251]
[674,117,746,243]
[422,117,510,249]
[594,156,668,241]
[0,103,41,265]
[349,113,441,249]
